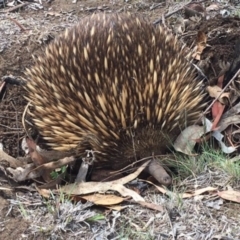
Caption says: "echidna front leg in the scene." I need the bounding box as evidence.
[147,159,172,185]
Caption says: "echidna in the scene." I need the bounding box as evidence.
[25,13,206,185]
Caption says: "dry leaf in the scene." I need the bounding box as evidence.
[207,85,222,98]
[206,4,219,12]
[214,130,236,153]
[60,161,150,202]
[138,201,164,212]
[211,101,225,130]
[27,138,48,165]
[32,156,75,175]
[203,117,236,154]
[223,101,240,117]
[61,182,144,202]
[206,85,230,104]
[211,100,224,120]
[0,149,23,168]
[218,115,240,132]
[6,163,42,181]
[218,190,240,203]
[82,194,126,206]
[192,31,207,60]
[26,138,76,182]
[36,187,52,198]
[0,187,12,191]
[173,125,205,155]
[141,180,217,200]
[184,187,218,197]
[217,75,224,88]
[206,84,229,129]
[177,187,217,198]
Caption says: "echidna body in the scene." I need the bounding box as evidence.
[25,13,205,175]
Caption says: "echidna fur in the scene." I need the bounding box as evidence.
[25,13,206,179]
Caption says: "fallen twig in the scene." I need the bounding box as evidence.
[2,2,30,13]
[7,17,27,31]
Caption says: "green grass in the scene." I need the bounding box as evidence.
[118,225,155,240]
[18,202,28,218]
[50,165,67,179]
[164,144,240,184]
[201,146,240,182]
[87,213,105,222]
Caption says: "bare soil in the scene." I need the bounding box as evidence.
[1,0,240,239]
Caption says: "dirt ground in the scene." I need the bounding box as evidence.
[1,0,240,239]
